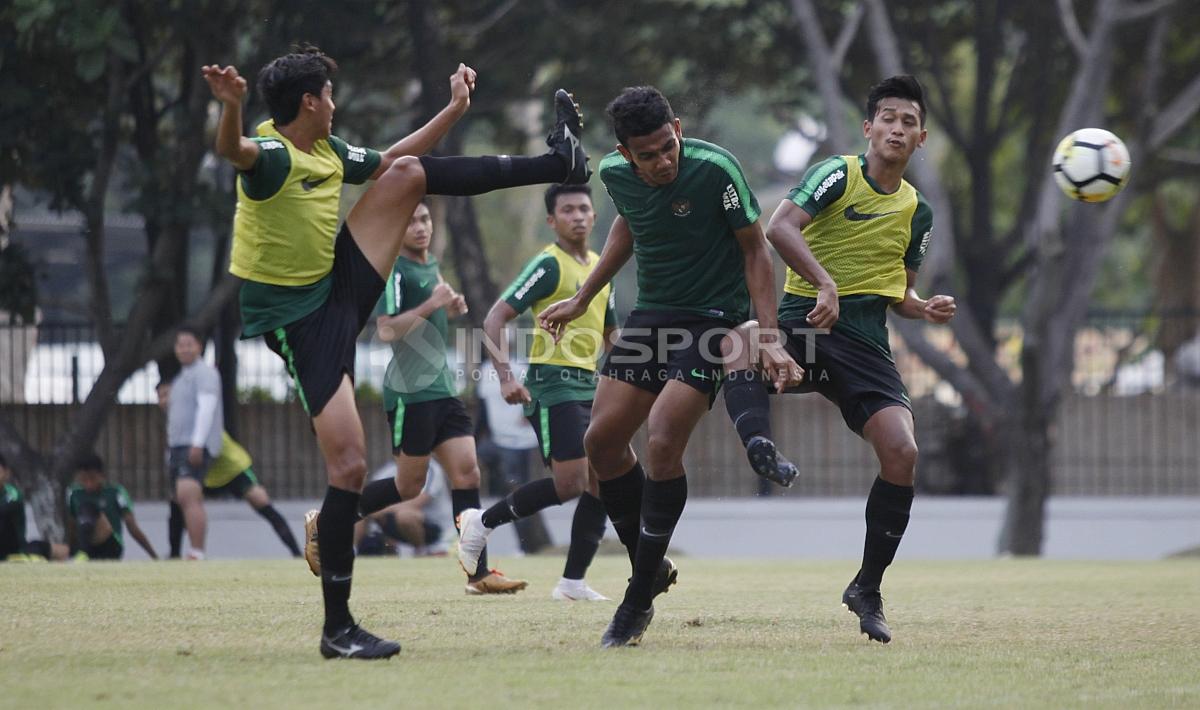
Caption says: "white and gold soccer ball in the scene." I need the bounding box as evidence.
[1052,128,1131,203]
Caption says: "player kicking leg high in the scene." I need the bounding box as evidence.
[203,45,589,659]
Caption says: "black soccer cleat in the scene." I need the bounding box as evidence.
[319,623,402,660]
[601,603,655,648]
[651,556,679,599]
[547,89,591,184]
[746,436,799,488]
[842,578,892,644]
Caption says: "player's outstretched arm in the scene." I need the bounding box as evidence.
[766,200,839,329]
[482,301,531,405]
[201,65,259,171]
[124,512,159,560]
[891,269,956,323]
[371,64,476,178]
[539,216,633,340]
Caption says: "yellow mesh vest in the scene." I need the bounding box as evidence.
[529,245,611,370]
[230,121,346,286]
[784,155,917,301]
[204,432,253,488]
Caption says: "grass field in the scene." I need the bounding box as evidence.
[1,556,1198,709]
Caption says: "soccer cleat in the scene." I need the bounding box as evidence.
[551,578,610,601]
[465,569,529,595]
[842,578,892,643]
[319,623,401,660]
[746,436,799,488]
[547,89,591,184]
[303,509,321,576]
[651,556,679,599]
[455,508,491,577]
[601,603,655,648]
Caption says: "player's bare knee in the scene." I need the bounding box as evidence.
[327,448,367,490]
[395,475,423,500]
[553,470,587,500]
[645,433,684,476]
[376,156,426,195]
[881,439,918,484]
[721,321,759,370]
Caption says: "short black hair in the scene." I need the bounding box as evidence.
[866,75,926,127]
[543,184,592,214]
[75,453,104,473]
[606,86,675,146]
[257,44,338,126]
[175,324,204,345]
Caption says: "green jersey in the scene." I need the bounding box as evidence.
[0,483,26,558]
[598,137,760,323]
[66,483,133,550]
[778,154,934,357]
[374,255,457,408]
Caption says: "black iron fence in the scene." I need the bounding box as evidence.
[2,313,1198,500]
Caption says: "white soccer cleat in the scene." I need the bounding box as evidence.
[455,508,490,577]
[551,578,610,601]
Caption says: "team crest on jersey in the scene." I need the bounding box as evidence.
[671,198,692,217]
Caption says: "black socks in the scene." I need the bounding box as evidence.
[418,154,566,196]
[481,477,561,529]
[168,500,184,558]
[318,486,360,635]
[623,476,688,611]
[723,369,772,446]
[255,504,302,557]
[597,462,646,567]
[857,477,914,590]
[358,477,404,518]
[562,492,607,580]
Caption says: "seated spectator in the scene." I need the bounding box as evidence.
[66,454,158,561]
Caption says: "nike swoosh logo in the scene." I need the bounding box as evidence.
[300,174,334,192]
[884,531,903,539]
[329,573,353,583]
[640,526,671,540]
[690,368,710,381]
[326,641,364,656]
[843,204,901,221]
[419,279,430,288]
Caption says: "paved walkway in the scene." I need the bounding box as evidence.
[98,497,1200,561]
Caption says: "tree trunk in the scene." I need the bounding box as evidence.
[996,348,1053,554]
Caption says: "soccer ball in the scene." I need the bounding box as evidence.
[1052,128,1131,203]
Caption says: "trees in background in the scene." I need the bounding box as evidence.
[2,0,1198,548]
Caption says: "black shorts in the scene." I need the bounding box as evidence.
[387,397,474,457]
[527,400,590,466]
[264,224,385,418]
[601,309,732,398]
[85,536,123,561]
[168,446,212,483]
[780,319,911,435]
[204,469,259,499]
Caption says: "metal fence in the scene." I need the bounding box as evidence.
[2,313,1199,500]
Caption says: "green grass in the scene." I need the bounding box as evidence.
[2,557,1198,709]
